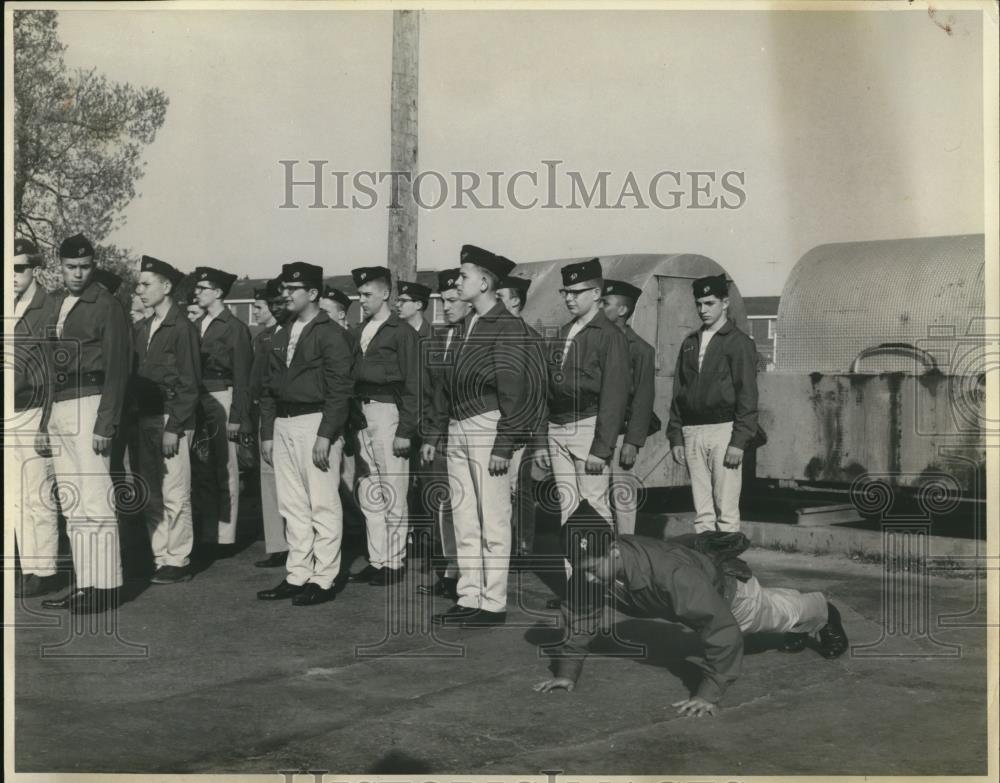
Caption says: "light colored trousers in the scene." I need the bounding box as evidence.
[611,435,641,536]
[731,576,829,635]
[430,447,458,579]
[683,421,742,533]
[259,421,287,554]
[357,401,409,570]
[195,388,240,544]
[10,406,59,577]
[136,414,194,568]
[448,411,512,613]
[547,417,614,527]
[48,395,123,589]
[273,412,344,589]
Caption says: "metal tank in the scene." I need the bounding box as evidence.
[513,253,749,490]
[757,234,987,496]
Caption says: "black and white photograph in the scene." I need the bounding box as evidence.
[4,2,998,779]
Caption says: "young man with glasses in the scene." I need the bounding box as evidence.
[536,259,630,545]
[190,266,253,557]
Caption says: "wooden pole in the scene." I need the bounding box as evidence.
[388,10,419,285]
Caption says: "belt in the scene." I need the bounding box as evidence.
[276,401,324,418]
[202,369,233,382]
[55,370,105,391]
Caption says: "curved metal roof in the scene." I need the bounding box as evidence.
[774,234,985,374]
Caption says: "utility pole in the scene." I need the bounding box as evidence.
[387,10,419,285]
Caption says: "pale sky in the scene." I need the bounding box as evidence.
[54,7,985,295]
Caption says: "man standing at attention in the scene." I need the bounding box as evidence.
[349,266,419,586]
[319,285,353,330]
[191,266,253,556]
[132,256,201,585]
[257,262,356,606]
[11,238,60,598]
[536,258,630,539]
[667,274,759,533]
[41,234,130,614]
[600,280,657,536]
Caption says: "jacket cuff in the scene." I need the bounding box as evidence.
[728,433,751,450]
[589,440,613,460]
[165,415,185,435]
[491,441,515,460]
[317,420,340,441]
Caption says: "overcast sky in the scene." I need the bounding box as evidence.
[54,7,984,295]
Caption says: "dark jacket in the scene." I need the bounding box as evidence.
[623,326,657,448]
[197,307,253,431]
[250,322,281,404]
[259,311,356,442]
[132,304,202,433]
[426,324,462,449]
[408,318,434,442]
[49,281,131,438]
[555,535,747,703]
[441,301,540,459]
[666,319,759,450]
[351,312,420,440]
[544,309,630,460]
[13,283,58,424]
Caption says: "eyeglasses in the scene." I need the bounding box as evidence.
[194,284,215,293]
[396,297,416,304]
[559,287,599,299]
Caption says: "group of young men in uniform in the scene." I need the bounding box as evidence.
[11,232,847,711]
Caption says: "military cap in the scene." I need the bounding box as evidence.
[93,268,123,295]
[603,279,642,302]
[459,244,516,279]
[254,276,284,301]
[59,233,95,260]
[499,275,531,295]
[13,237,42,268]
[397,280,431,302]
[280,261,323,291]
[692,273,728,299]
[321,286,352,311]
[351,266,391,288]
[141,255,184,286]
[437,268,461,293]
[560,258,603,288]
[192,266,238,298]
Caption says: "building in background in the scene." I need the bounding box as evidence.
[743,295,780,370]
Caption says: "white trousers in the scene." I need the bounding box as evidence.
[259,421,287,554]
[10,406,59,577]
[48,395,123,589]
[273,412,344,589]
[357,401,409,570]
[430,448,458,579]
[547,417,614,527]
[136,415,194,568]
[447,411,511,612]
[610,435,641,536]
[683,422,742,533]
[195,388,240,544]
[730,576,829,636]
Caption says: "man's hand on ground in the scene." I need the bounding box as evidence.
[533,677,575,693]
[672,697,718,717]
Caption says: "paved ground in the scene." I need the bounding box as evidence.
[12,512,990,776]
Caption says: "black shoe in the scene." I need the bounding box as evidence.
[292,583,336,606]
[257,580,306,601]
[255,551,288,568]
[432,604,480,626]
[416,577,458,600]
[42,588,88,610]
[459,609,507,628]
[46,587,118,614]
[351,565,379,583]
[818,602,849,658]
[17,574,60,598]
[779,633,809,652]
[369,567,405,586]
[151,565,192,585]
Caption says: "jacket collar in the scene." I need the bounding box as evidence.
[361,310,400,330]
[700,316,733,336]
[62,279,101,304]
[581,308,612,331]
[21,282,47,313]
[612,537,650,593]
[476,300,509,322]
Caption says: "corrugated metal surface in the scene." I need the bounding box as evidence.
[775,234,985,374]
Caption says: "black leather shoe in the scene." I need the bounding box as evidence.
[432,604,480,626]
[292,583,336,606]
[779,633,809,652]
[255,551,288,568]
[17,574,61,598]
[151,565,193,585]
[351,565,379,582]
[42,588,88,610]
[416,577,458,600]
[369,567,405,586]
[459,609,507,628]
[73,588,119,614]
[257,580,306,601]
[818,602,849,658]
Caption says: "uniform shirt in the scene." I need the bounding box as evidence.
[286,312,317,367]
[698,317,727,370]
[147,312,165,348]
[197,307,254,431]
[360,311,389,353]
[623,326,657,448]
[14,283,36,321]
[350,312,420,440]
[249,322,281,404]
[555,535,744,703]
[13,282,57,420]
[561,308,596,367]
[56,294,80,338]
[200,311,217,337]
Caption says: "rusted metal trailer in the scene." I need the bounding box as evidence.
[756,234,987,499]
[514,253,749,490]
